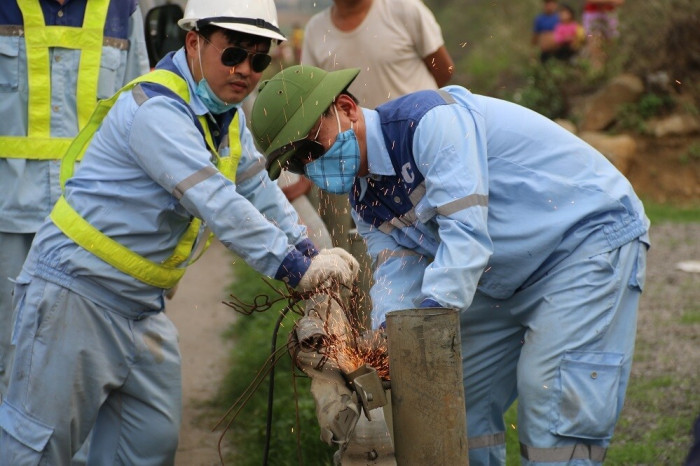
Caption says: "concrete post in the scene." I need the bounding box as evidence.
[385,308,469,465]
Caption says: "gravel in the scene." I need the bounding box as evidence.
[614,222,700,459]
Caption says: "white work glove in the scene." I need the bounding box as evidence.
[297,248,360,292]
[318,247,360,279]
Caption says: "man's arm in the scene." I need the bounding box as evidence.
[234,115,310,248]
[127,95,307,282]
[412,95,493,311]
[280,176,313,202]
[404,0,451,88]
[423,46,454,88]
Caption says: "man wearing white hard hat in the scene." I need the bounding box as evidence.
[0,1,358,464]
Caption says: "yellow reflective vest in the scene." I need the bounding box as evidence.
[0,0,109,160]
[50,69,242,289]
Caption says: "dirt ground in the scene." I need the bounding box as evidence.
[622,222,700,455]
[167,134,699,464]
[625,135,700,206]
[167,239,236,466]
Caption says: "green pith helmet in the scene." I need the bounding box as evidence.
[251,65,360,180]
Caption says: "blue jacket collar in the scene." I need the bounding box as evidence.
[363,108,394,178]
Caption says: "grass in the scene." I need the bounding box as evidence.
[643,200,700,224]
[680,308,700,325]
[607,376,699,465]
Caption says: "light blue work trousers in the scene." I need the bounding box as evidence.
[462,238,647,465]
[0,278,182,465]
[0,232,34,398]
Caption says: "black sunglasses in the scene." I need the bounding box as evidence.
[220,46,272,73]
[271,117,329,174]
[271,138,325,175]
[200,35,272,73]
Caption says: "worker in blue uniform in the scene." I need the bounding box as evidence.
[0,0,150,402]
[251,65,650,465]
[0,2,358,464]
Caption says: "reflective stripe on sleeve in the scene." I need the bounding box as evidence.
[437,89,457,104]
[377,189,487,234]
[436,193,488,217]
[235,158,266,184]
[132,84,149,105]
[172,166,218,200]
[520,443,607,463]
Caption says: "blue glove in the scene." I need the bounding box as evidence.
[420,298,442,308]
[295,238,319,258]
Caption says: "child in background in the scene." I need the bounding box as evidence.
[553,4,586,61]
[583,0,625,69]
[532,0,560,63]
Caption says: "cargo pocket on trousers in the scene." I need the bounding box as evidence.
[550,351,624,440]
[0,400,53,464]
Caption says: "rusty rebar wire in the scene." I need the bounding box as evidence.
[214,278,368,464]
[291,361,304,466]
[214,344,289,464]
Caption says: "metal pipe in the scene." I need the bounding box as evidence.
[348,228,373,330]
[318,191,352,250]
[386,308,469,465]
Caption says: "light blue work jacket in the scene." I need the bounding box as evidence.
[352,87,650,327]
[18,49,309,315]
[0,0,150,234]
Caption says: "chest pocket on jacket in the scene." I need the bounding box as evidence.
[0,36,20,92]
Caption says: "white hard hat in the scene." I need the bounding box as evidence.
[178,0,286,42]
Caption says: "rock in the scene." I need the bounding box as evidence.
[676,261,700,274]
[554,118,577,134]
[580,74,645,131]
[647,113,700,137]
[645,71,672,93]
[579,131,637,175]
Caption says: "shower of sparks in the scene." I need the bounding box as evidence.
[300,288,390,381]
[327,329,390,381]
[225,278,390,381]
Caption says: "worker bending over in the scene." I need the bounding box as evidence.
[252,65,649,465]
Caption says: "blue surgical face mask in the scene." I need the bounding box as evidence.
[195,78,236,114]
[194,37,236,114]
[304,106,360,194]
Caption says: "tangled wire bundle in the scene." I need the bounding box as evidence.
[212,278,388,465]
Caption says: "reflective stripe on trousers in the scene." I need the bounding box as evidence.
[521,443,607,463]
[469,432,505,449]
